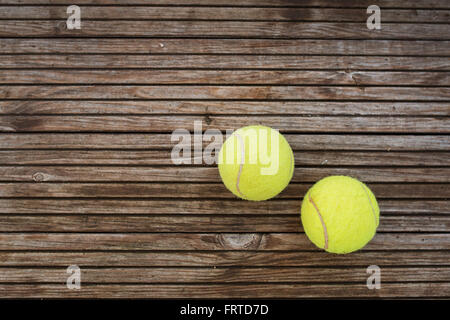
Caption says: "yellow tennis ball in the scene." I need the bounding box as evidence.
[301,176,380,254]
[218,125,294,201]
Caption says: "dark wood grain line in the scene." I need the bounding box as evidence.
[1,166,449,183]
[1,151,448,166]
[1,115,449,133]
[1,55,448,70]
[1,7,449,23]
[1,86,449,101]
[0,0,449,9]
[1,70,448,85]
[0,215,446,233]
[0,233,447,251]
[1,283,449,298]
[1,251,448,267]
[1,39,448,56]
[0,199,447,215]
[1,182,448,199]
[0,267,448,284]
[0,134,447,151]
[0,21,448,40]
[2,101,449,116]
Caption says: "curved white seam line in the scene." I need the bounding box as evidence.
[288,150,294,178]
[308,193,328,250]
[360,183,377,227]
[235,133,245,198]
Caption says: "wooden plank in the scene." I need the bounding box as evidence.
[0,233,447,251]
[1,101,450,116]
[1,251,448,267]
[1,151,448,166]
[0,134,447,151]
[0,1,447,301]
[1,115,449,133]
[1,166,449,183]
[1,183,448,199]
[0,215,446,232]
[0,283,449,298]
[1,199,445,215]
[1,70,448,86]
[1,6,449,23]
[0,0,448,9]
[0,21,448,39]
[1,39,448,56]
[2,55,448,70]
[1,86,449,101]
[0,267,448,283]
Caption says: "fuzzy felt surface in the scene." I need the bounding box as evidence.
[301,175,380,254]
[218,125,294,201]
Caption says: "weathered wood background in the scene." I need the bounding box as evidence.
[0,0,449,298]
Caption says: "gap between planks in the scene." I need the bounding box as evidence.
[0,250,448,267]
[0,267,448,284]
[0,215,447,233]
[0,199,447,216]
[0,56,448,70]
[0,6,449,23]
[0,0,449,9]
[0,39,448,56]
[1,101,449,116]
[0,167,449,183]
[0,134,447,151]
[0,70,448,86]
[0,233,447,251]
[1,182,448,198]
[0,283,449,298]
[0,21,449,40]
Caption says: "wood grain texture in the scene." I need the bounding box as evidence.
[1,251,449,267]
[2,86,449,101]
[0,267,448,283]
[0,199,447,215]
[0,2,448,299]
[0,0,448,9]
[0,21,447,39]
[1,151,448,166]
[0,215,447,232]
[1,115,449,133]
[2,55,448,70]
[1,182,449,199]
[0,233,447,251]
[1,101,449,115]
[0,283,449,298]
[2,6,449,22]
[2,70,449,86]
[1,166,449,182]
[1,39,448,55]
[1,134,447,150]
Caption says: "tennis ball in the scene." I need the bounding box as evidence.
[218,125,294,201]
[301,176,379,254]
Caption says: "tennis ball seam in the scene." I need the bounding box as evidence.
[288,151,294,179]
[235,132,246,198]
[360,182,378,227]
[308,193,329,250]
[304,178,378,253]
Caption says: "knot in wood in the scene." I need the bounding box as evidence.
[217,233,263,250]
[32,172,45,182]
[55,21,68,32]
